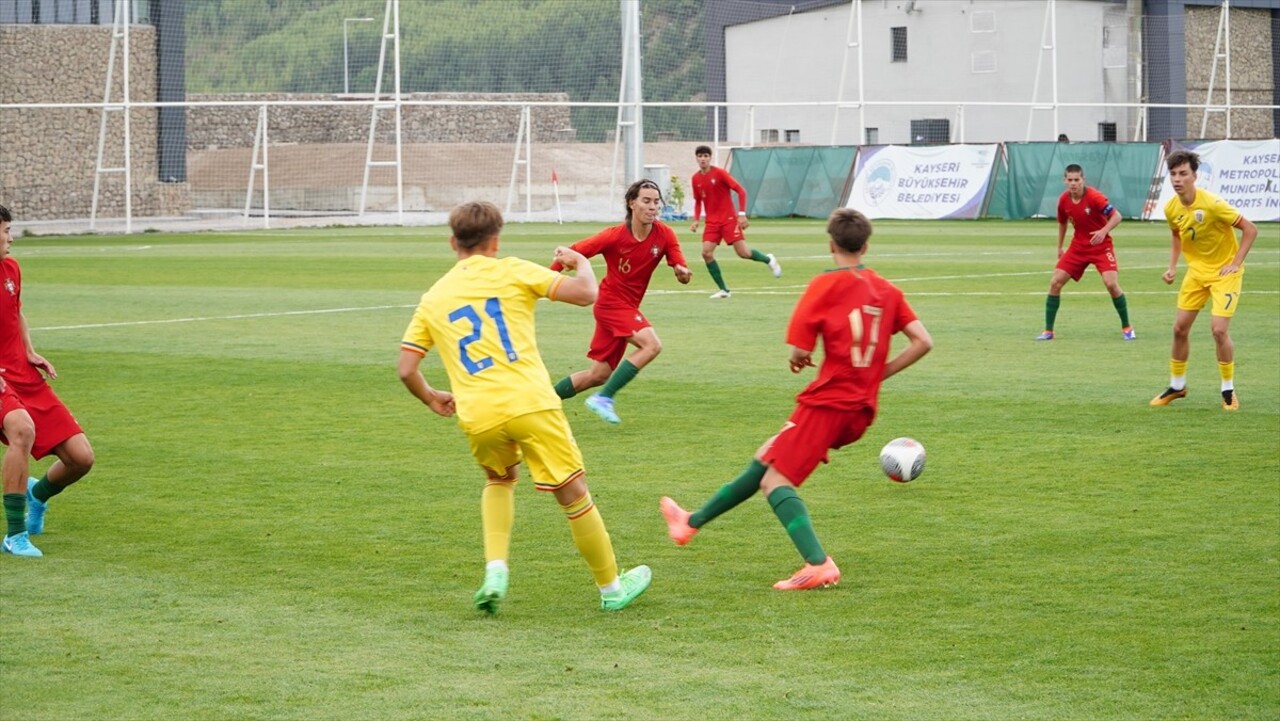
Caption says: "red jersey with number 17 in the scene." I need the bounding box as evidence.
[786,266,917,416]
[554,221,687,310]
[1057,187,1117,247]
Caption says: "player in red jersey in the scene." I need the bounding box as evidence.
[1035,164,1133,341]
[550,179,692,425]
[661,207,932,589]
[0,205,96,558]
[690,145,781,299]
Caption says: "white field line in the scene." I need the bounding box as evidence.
[29,262,1279,332]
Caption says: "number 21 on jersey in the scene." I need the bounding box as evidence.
[848,305,883,368]
[448,297,519,375]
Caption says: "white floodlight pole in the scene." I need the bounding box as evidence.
[344,17,374,94]
[621,0,643,183]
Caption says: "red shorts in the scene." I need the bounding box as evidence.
[0,382,83,460]
[1056,242,1118,282]
[759,404,874,486]
[587,305,651,369]
[702,217,745,245]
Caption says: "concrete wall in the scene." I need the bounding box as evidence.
[184,93,573,150]
[0,24,190,221]
[1184,6,1276,139]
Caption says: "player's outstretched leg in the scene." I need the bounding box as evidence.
[25,477,46,535]
[600,565,652,611]
[473,565,509,614]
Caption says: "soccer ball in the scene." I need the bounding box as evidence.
[879,437,925,483]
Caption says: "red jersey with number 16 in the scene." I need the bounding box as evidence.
[786,267,917,416]
[554,221,687,310]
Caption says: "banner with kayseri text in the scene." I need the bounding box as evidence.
[1151,139,1280,222]
[846,144,999,219]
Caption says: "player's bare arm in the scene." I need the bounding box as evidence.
[882,320,933,381]
[397,349,456,417]
[738,211,750,231]
[1056,221,1068,257]
[1220,216,1258,277]
[552,246,598,306]
[788,346,815,374]
[1090,209,1122,246]
[1162,229,1181,284]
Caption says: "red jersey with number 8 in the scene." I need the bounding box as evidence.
[786,267,917,415]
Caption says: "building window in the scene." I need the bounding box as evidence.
[970,10,996,33]
[866,127,879,145]
[785,129,801,143]
[971,51,997,74]
[910,119,950,145]
[760,129,779,143]
[1098,122,1118,142]
[891,27,908,62]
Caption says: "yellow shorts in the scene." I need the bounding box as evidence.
[467,409,585,492]
[1177,266,1243,318]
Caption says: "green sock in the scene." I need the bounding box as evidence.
[1045,294,1061,331]
[705,260,728,292]
[598,359,639,399]
[689,460,766,528]
[3,493,25,537]
[749,249,769,263]
[766,485,827,565]
[553,376,577,400]
[1112,294,1130,328]
[32,475,64,504]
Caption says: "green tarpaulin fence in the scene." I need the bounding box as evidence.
[729,146,858,219]
[988,142,1163,220]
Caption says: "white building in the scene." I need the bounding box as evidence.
[722,0,1136,146]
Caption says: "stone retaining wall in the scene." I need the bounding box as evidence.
[185,93,573,149]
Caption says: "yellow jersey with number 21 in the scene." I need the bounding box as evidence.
[1163,188,1242,275]
[402,255,565,434]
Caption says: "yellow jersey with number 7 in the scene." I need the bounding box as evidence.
[1163,188,1242,275]
[402,255,565,434]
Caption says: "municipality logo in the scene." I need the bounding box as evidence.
[863,160,896,207]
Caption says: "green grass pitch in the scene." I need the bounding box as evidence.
[1,218,1276,720]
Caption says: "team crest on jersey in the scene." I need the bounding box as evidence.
[1194,210,1205,224]
[634,313,643,322]
[650,245,660,256]
[3,278,13,296]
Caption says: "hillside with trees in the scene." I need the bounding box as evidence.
[185,0,706,142]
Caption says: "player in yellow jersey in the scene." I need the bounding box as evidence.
[1152,150,1258,411]
[398,201,652,613]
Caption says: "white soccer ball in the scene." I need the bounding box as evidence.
[879,437,925,483]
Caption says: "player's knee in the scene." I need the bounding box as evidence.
[2,417,35,453]
[1211,325,1231,344]
[701,249,716,263]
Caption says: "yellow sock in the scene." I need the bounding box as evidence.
[560,492,618,588]
[480,481,515,563]
[1170,359,1188,390]
[1218,361,1235,391]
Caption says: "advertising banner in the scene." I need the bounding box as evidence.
[846,144,999,219]
[1151,139,1280,222]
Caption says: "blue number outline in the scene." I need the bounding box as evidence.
[448,298,519,375]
